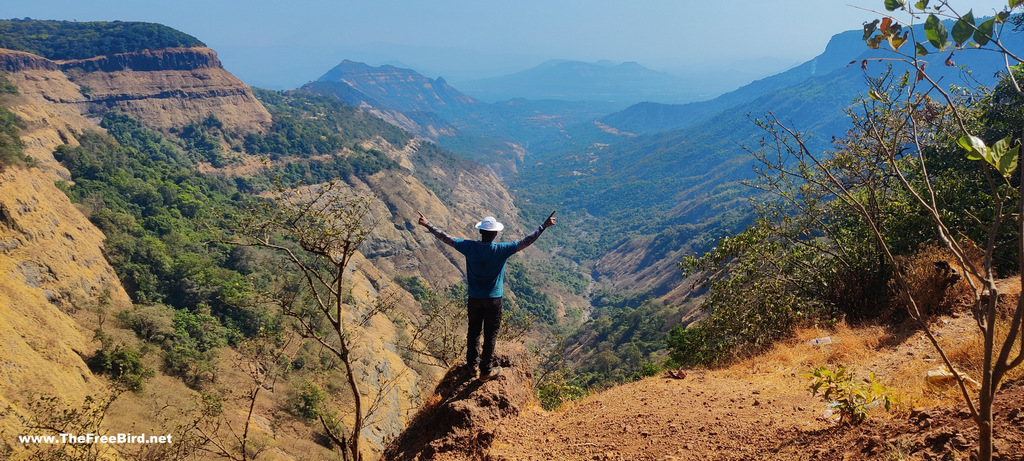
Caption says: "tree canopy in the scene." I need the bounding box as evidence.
[0,19,205,60]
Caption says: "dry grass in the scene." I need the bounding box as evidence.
[892,242,983,318]
[717,302,1024,420]
[724,323,887,375]
[718,315,1007,416]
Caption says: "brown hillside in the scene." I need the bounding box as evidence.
[0,57,138,451]
[0,46,272,135]
[0,167,133,432]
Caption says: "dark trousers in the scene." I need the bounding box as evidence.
[466,297,502,373]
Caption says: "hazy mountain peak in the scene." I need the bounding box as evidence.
[457,59,702,104]
[311,59,479,115]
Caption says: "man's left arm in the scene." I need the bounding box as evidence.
[516,211,557,251]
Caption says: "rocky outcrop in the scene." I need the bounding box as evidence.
[383,342,536,461]
[0,49,59,72]
[59,46,221,73]
[0,46,272,134]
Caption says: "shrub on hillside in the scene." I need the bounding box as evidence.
[0,75,31,170]
[891,242,982,318]
[117,303,176,343]
[87,333,154,393]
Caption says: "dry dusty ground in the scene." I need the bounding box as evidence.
[485,315,1024,460]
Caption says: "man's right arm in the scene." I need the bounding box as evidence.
[418,211,456,247]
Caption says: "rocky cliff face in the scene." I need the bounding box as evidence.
[0,167,133,414]
[0,46,272,135]
[0,65,135,441]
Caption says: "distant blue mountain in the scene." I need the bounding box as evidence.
[315,60,482,113]
[304,59,622,173]
[457,59,705,105]
[514,20,1024,296]
[597,23,1023,136]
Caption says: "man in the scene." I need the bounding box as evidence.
[417,211,556,381]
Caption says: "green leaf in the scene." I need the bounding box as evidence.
[914,0,929,9]
[993,137,1020,176]
[975,18,995,45]
[885,0,906,11]
[863,19,879,41]
[958,135,987,161]
[952,11,974,45]
[925,14,948,49]
[997,11,1010,23]
[916,42,930,56]
[1011,0,1023,8]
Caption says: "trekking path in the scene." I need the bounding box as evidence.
[485,317,1024,460]
[488,371,823,460]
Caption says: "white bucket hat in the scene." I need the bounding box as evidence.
[475,216,504,232]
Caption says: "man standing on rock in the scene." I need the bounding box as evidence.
[417,211,556,381]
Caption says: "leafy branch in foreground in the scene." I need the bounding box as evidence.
[854,3,1024,459]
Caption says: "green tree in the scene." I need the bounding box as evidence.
[754,3,1024,458]
[0,19,205,60]
[855,3,1023,459]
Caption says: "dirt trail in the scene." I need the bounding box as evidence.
[488,371,824,460]
[485,315,1024,460]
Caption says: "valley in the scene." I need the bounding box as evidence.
[1,4,1023,460]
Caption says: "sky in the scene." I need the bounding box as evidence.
[0,0,1015,89]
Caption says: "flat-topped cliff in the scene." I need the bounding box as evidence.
[0,46,271,134]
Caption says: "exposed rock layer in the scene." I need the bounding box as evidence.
[0,46,272,133]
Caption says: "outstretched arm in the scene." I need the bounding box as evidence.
[517,211,557,251]
[417,211,456,247]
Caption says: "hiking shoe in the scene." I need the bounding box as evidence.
[479,366,503,382]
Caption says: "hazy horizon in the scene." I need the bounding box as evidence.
[0,0,1014,90]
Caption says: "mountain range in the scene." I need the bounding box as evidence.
[301,18,1024,301]
[455,59,706,105]
[514,21,1024,298]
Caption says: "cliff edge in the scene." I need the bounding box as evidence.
[384,342,535,461]
[0,46,271,135]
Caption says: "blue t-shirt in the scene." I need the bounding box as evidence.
[451,239,520,298]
